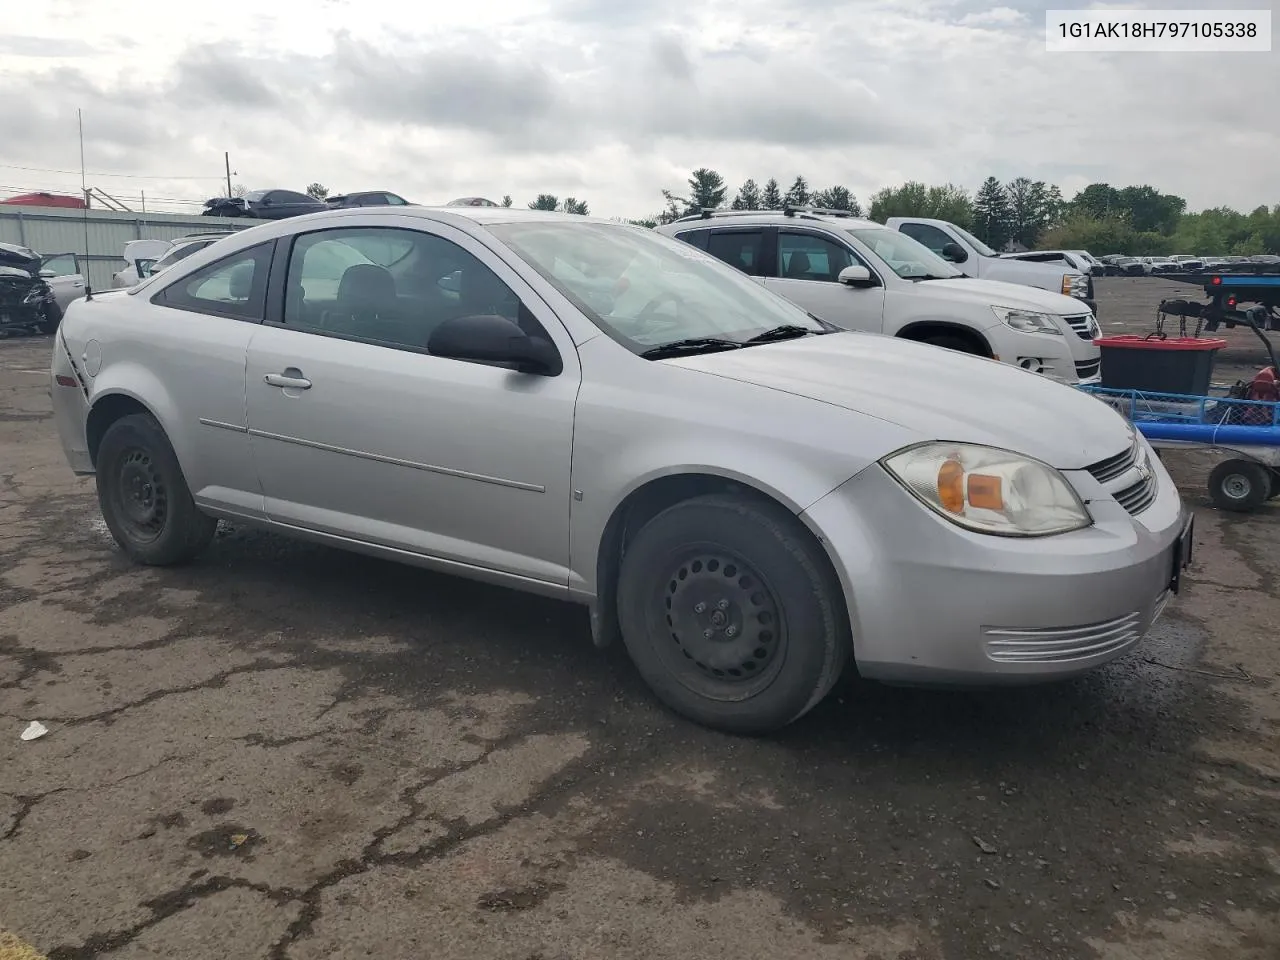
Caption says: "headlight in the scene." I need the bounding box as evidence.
[22,286,46,304]
[1061,273,1090,297]
[991,305,1062,336]
[881,442,1092,537]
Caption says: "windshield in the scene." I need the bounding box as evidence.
[487,221,826,350]
[846,227,964,280]
[949,224,999,258]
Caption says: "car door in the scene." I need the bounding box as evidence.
[137,241,274,518]
[243,219,581,589]
[763,230,887,332]
[39,252,86,312]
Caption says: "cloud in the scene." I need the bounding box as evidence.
[957,6,1028,27]
[0,34,103,57]
[0,0,1275,219]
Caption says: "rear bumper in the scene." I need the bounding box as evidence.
[50,333,94,474]
[802,459,1187,685]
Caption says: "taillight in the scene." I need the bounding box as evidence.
[55,375,78,388]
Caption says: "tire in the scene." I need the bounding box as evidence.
[38,301,62,335]
[1208,459,1270,512]
[616,494,850,735]
[918,334,984,356]
[95,413,217,565]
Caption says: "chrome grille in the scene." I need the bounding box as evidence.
[1063,313,1099,341]
[1085,440,1157,516]
[1075,358,1101,380]
[984,611,1143,663]
[1115,474,1158,514]
[1087,442,1139,484]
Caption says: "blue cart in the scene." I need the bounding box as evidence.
[1078,384,1280,512]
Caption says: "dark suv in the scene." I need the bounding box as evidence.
[326,191,413,208]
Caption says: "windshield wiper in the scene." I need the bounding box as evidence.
[743,324,822,344]
[639,337,743,360]
[904,274,959,282]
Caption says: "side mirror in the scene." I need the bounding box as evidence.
[38,269,56,278]
[940,242,969,264]
[428,314,562,376]
[837,265,875,286]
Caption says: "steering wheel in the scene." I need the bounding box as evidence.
[631,292,683,334]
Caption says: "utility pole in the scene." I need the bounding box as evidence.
[225,152,232,198]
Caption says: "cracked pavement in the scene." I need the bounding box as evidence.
[2,280,1279,959]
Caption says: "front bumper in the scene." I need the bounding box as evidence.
[987,324,1098,385]
[802,456,1187,684]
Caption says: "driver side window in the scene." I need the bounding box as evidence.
[898,223,954,256]
[281,227,549,359]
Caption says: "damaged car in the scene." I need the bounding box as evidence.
[202,189,327,220]
[0,241,60,335]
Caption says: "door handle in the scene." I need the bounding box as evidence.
[264,373,312,389]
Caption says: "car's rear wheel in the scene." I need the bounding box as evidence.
[96,413,217,565]
[616,494,849,734]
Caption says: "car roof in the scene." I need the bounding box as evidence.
[655,210,881,231]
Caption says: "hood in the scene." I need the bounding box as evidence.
[121,239,171,266]
[0,241,40,275]
[665,333,1133,470]
[909,277,1088,315]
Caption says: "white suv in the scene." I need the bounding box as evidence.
[656,209,1101,384]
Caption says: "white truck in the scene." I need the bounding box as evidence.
[884,216,1098,316]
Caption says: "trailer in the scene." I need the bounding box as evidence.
[1157,270,1280,336]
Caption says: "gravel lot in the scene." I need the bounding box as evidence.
[2,278,1278,960]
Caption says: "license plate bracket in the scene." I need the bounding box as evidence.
[1169,515,1194,594]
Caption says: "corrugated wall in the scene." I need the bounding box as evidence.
[0,205,251,291]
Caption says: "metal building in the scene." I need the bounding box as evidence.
[0,205,250,291]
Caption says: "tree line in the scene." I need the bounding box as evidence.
[637,170,1279,256]
[302,174,1280,256]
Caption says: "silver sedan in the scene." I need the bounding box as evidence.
[49,207,1191,733]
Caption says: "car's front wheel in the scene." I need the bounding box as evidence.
[616,494,849,734]
[38,301,62,335]
[96,413,218,565]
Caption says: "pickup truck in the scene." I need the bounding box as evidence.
[884,217,1097,316]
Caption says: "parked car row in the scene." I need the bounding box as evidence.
[48,204,1190,734]
[1099,253,1280,276]
[201,187,501,220]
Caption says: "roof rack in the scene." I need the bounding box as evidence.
[671,204,860,224]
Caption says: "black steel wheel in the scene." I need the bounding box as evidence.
[617,493,849,734]
[1208,459,1270,512]
[656,548,787,698]
[114,447,169,543]
[96,413,217,565]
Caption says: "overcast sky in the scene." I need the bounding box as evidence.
[0,0,1275,219]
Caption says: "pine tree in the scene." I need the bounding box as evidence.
[687,168,727,211]
[761,178,782,210]
[973,177,1012,250]
[784,176,810,207]
[813,186,859,214]
[732,178,762,210]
